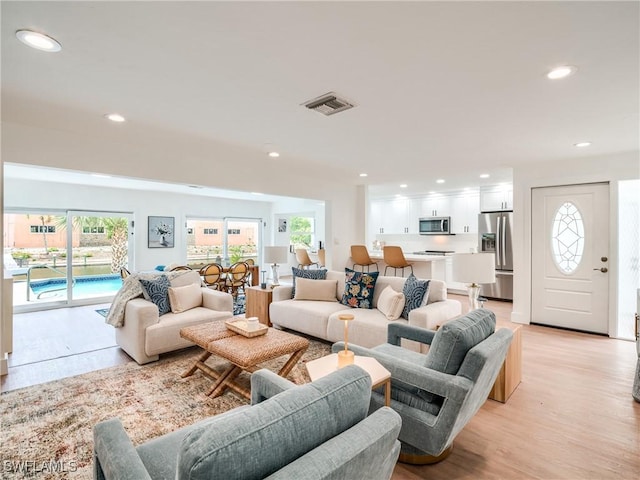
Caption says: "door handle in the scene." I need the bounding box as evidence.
[593,267,608,273]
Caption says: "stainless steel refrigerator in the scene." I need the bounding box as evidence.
[478,212,513,301]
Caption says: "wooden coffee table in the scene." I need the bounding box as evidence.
[180,321,309,399]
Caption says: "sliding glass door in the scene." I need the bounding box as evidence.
[186,217,261,268]
[4,209,133,311]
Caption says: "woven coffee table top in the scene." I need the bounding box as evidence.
[180,319,237,347]
[207,329,310,369]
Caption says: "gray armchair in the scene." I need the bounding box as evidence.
[332,308,513,464]
[93,365,402,480]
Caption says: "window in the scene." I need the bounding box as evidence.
[30,225,56,233]
[289,216,315,249]
[203,228,218,235]
[227,229,240,235]
[551,202,585,274]
[82,226,105,234]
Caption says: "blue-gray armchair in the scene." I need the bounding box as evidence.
[93,364,402,480]
[333,308,513,464]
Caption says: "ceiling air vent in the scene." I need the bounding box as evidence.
[302,92,355,116]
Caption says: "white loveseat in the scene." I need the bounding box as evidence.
[269,271,462,352]
[115,270,233,364]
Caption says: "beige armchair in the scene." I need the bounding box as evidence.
[115,270,233,364]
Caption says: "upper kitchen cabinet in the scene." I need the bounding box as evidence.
[480,184,513,212]
[450,191,480,234]
[370,197,413,234]
[418,194,451,218]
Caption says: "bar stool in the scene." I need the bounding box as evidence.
[383,246,413,277]
[350,245,378,272]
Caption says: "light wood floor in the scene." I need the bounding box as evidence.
[2,296,638,478]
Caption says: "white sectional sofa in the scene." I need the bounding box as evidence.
[269,271,462,352]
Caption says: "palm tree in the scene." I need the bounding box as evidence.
[102,217,129,273]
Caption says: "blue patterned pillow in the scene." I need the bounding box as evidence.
[341,268,379,309]
[139,275,171,315]
[401,274,430,319]
[291,267,328,298]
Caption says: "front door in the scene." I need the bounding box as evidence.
[531,183,610,334]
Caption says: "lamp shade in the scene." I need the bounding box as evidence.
[452,253,496,284]
[264,246,288,265]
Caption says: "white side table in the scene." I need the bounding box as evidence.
[306,353,391,406]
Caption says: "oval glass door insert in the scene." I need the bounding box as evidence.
[551,202,585,274]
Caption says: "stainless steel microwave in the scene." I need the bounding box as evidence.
[419,217,451,235]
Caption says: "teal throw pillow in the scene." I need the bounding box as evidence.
[291,267,327,298]
[139,275,171,315]
[341,268,379,309]
[401,274,430,319]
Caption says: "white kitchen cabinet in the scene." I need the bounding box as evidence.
[370,197,412,234]
[480,184,513,212]
[450,191,480,234]
[418,195,451,218]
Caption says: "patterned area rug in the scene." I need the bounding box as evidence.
[0,336,331,479]
[94,308,109,318]
[233,293,246,315]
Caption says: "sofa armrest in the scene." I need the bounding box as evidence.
[115,299,161,364]
[272,285,293,302]
[387,322,436,346]
[331,342,472,401]
[201,288,233,313]
[250,369,298,405]
[408,299,462,330]
[93,418,152,480]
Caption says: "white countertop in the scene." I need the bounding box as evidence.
[369,252,449,262]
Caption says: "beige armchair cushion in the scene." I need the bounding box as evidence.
[168,283,202,313]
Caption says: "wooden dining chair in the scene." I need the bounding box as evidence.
[225,262,251,297]
[199,263,226,290]
[350,245,378,272]
[170,265,193,271]
[383,246,413,277]
[295,249,319,269]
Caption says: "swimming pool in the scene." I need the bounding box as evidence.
[30,274,122,298]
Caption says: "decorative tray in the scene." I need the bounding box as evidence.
[225,318,268,338]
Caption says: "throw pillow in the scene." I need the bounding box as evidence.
[340,268,379,309]
[376,285,406,320]
[294,278,338,301]
[291,267,327,298]
[139,275,171,315]
[168,283,202,313]
[401,274,430,319]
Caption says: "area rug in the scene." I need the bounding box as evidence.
[233,293,246,315]
[0,337,331,479]
[94,308,109,318]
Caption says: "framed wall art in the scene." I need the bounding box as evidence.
[148,216,175,248]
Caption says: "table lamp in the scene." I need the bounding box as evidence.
[337,314,355,368]
[452,253,496,311]
[264,246,288,286]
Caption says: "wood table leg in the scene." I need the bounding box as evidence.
[181,350,212,378]
[277,347,307,378]
[208,365,241,397]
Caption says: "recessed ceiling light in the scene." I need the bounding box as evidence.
[400,184,408,188]
[479,173,490,179]
[359,173,368,177]
[16,29,62,52]
[428,191,436,194]
[91,173,111,178]
[574,142,592,148]
[104,113,126,122]
[436,179,445,184]
[547,65,577,80]
[251,192,264,195]
[268,151,280,158]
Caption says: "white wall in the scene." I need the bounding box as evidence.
[512,151,640,339]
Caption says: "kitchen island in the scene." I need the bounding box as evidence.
[369,252,448,281]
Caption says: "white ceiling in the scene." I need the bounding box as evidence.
[2,1,638,199]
